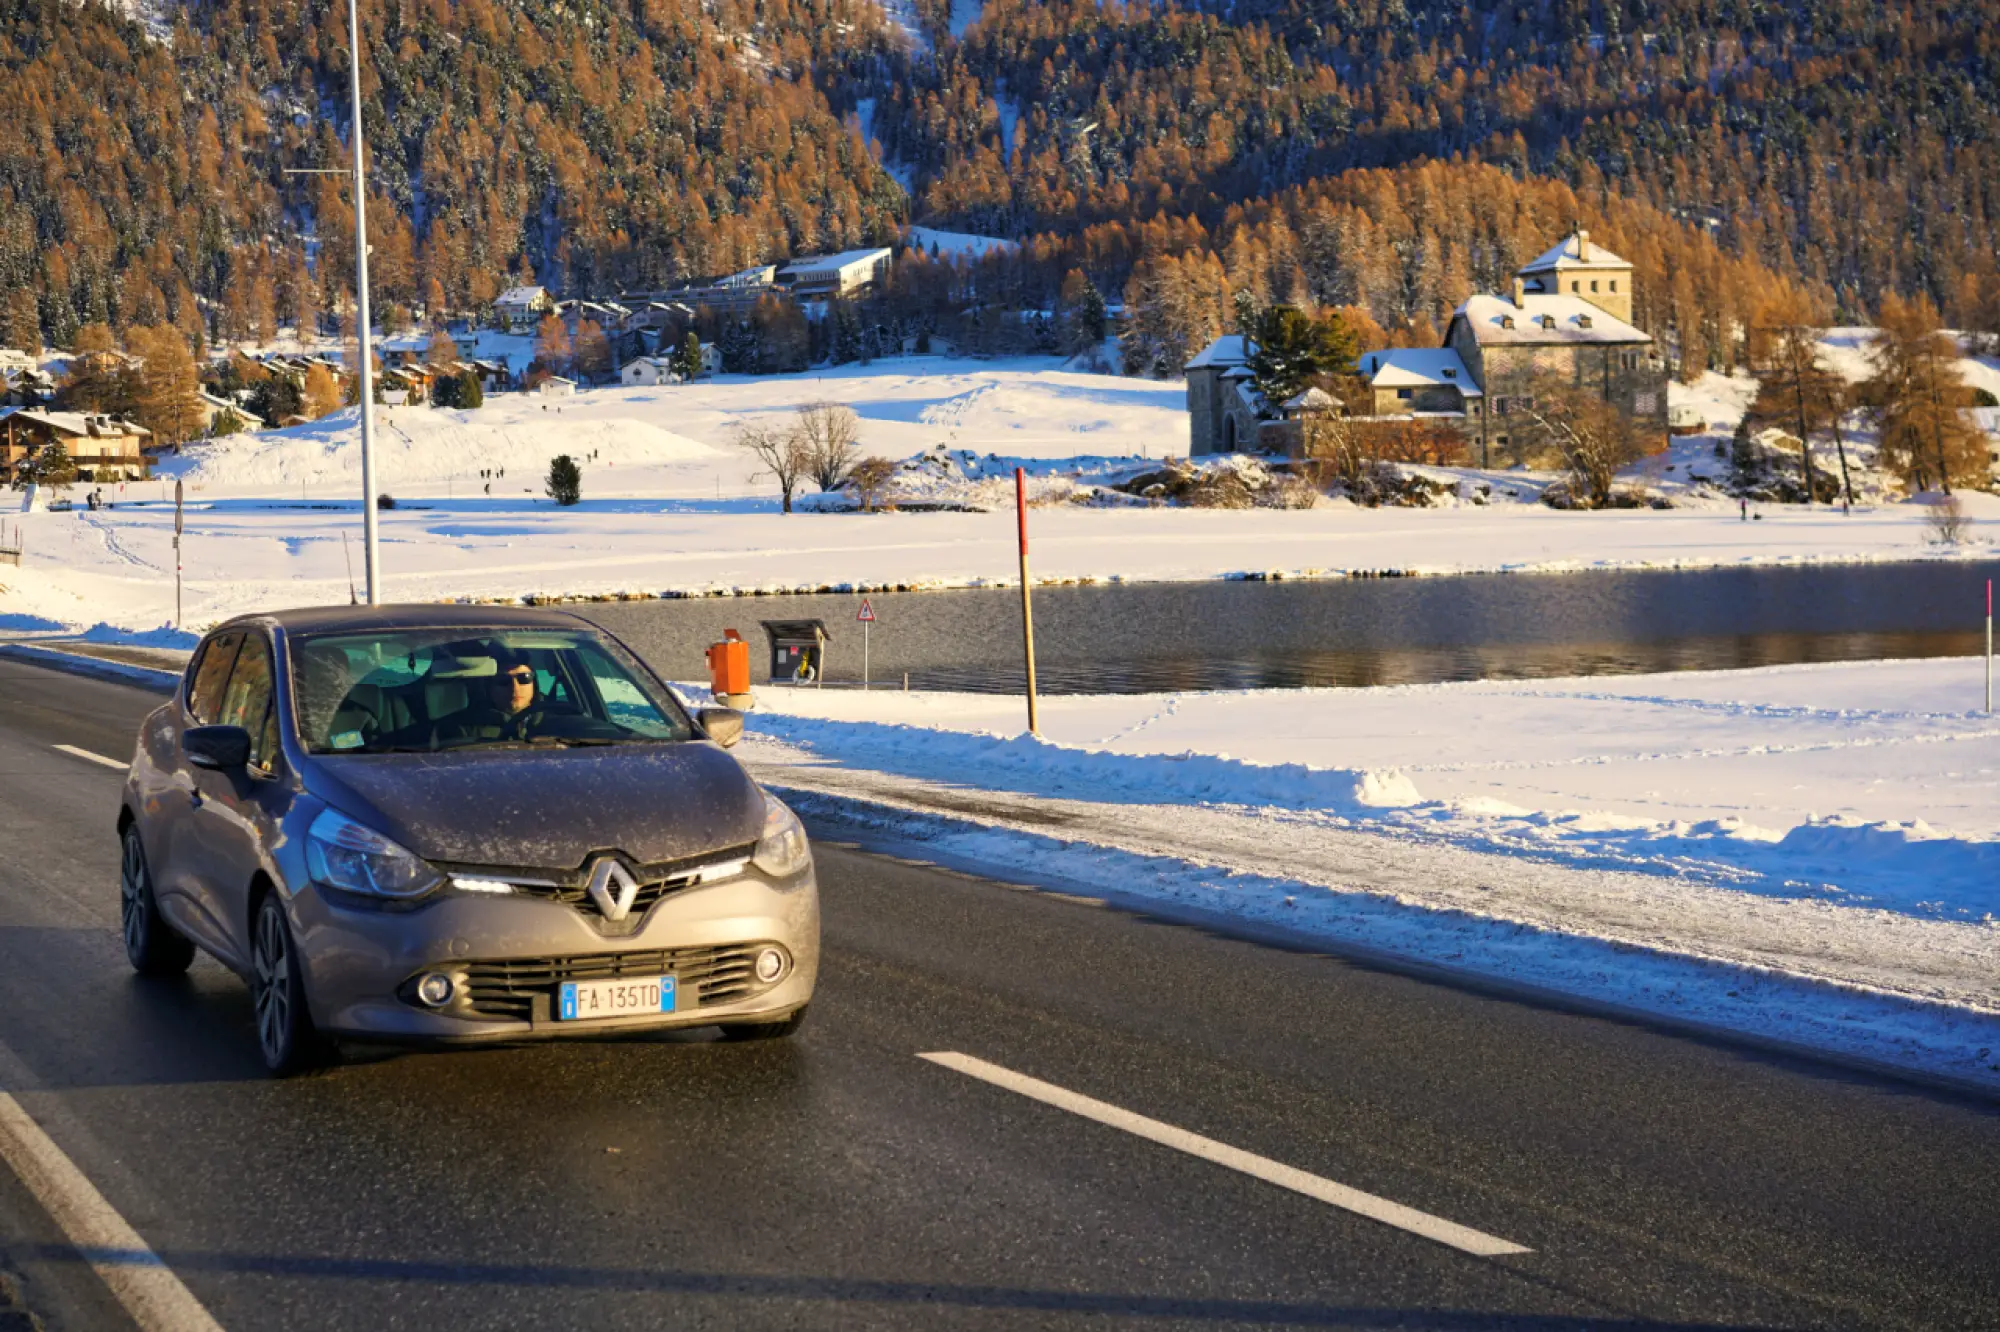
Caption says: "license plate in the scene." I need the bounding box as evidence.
[558,975,676,1021]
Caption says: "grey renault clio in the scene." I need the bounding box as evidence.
[117,605,818,1075]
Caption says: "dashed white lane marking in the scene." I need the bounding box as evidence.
[0,1092,226,1332]
[52,744,126,771]
[919,1051,1532,1258]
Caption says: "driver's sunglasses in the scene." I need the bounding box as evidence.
[498,668,535,685]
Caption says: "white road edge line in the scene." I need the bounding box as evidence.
[0,1091,226,1332]
[52,744,127,771]
[918,1051,1531,1259]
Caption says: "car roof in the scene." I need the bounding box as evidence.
[214,603,596,636]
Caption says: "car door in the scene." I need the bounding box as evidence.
[183,630,292,973]
[151,630,244,958]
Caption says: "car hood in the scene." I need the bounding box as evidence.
[304,743,767,869]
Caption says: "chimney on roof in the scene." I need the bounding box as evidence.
[1512,276,1526,308]
[1577,229,1591,261]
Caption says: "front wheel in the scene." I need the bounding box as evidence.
[717,1005,809,1042]
[120,825,194,977]
[251,893,326,1076]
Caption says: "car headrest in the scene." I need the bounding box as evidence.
[428,653,498,680]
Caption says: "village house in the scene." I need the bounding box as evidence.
[0,407,152,481]
[1186,232,1668,462]
[493,285,555,324]
[194,391,243,435]
[621,300,698,336]
[619,342,720,387]
[2,365,56,406]
[620,355,676,387]
[627,266,779,320]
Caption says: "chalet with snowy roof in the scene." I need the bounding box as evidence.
[0,408,152,480]
[2,365,55,406]
[493,285,555,323]
[620,355,676,387]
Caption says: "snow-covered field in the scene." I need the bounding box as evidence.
[733,656,2000,1085]
[3,350,1995,639]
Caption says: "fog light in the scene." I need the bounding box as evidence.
[754,948,787,983]
[416,972,455,1007]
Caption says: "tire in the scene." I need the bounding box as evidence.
[120,824,195,977]
[718,1005,809,1042]
[250,892,326,1076]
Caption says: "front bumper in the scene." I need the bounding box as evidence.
[289,868,819,1043]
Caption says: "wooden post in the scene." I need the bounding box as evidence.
[1015,467,1039,735]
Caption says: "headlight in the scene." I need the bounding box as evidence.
[751,793,811,878]
[306,807,442,900]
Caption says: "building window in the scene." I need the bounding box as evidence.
[1397,388,1412,400]
[1571,280,1580,292]
[1609,280,1618,292]
[1634,391,1658,414]
[1591,280,1599,292]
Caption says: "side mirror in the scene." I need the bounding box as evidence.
[697,707,744,749]
[184,724,252,771]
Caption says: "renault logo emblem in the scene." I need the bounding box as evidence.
[584,858,641,922]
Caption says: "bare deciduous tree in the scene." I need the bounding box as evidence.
[1519,383,1649,508]
[735,421,813,513]
[1299,409,1367,490]
[1925,493,1969,544]
[796,401,862,492]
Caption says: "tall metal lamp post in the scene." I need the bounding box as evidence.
[285,0,380,603]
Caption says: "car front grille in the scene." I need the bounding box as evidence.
[444,845,757,933]
[457,943,773,1021]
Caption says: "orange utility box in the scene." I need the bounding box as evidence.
[706,629,752,704]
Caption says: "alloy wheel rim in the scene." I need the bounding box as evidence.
[254,906,290,1061]
[120,834,146,958]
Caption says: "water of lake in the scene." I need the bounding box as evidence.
[577,560,2000,695]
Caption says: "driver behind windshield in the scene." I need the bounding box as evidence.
[437,647,547,745]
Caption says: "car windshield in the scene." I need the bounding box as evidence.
[289,627,695,754]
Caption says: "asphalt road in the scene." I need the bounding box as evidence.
[0,656,1997,1331]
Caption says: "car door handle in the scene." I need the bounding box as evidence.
[188,788,203,809]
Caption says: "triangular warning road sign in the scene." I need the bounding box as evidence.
[856,598,877,622]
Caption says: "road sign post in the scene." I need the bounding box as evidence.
[857,598,876,690]
[1015,467,1039,736]
[172,480,184,629]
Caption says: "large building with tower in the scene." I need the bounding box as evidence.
[1187,231,1669,462]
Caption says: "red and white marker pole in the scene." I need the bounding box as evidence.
[173,478,184,630]
[1015,467,1040,736]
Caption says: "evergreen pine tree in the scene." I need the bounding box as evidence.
[546,454,582,506]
